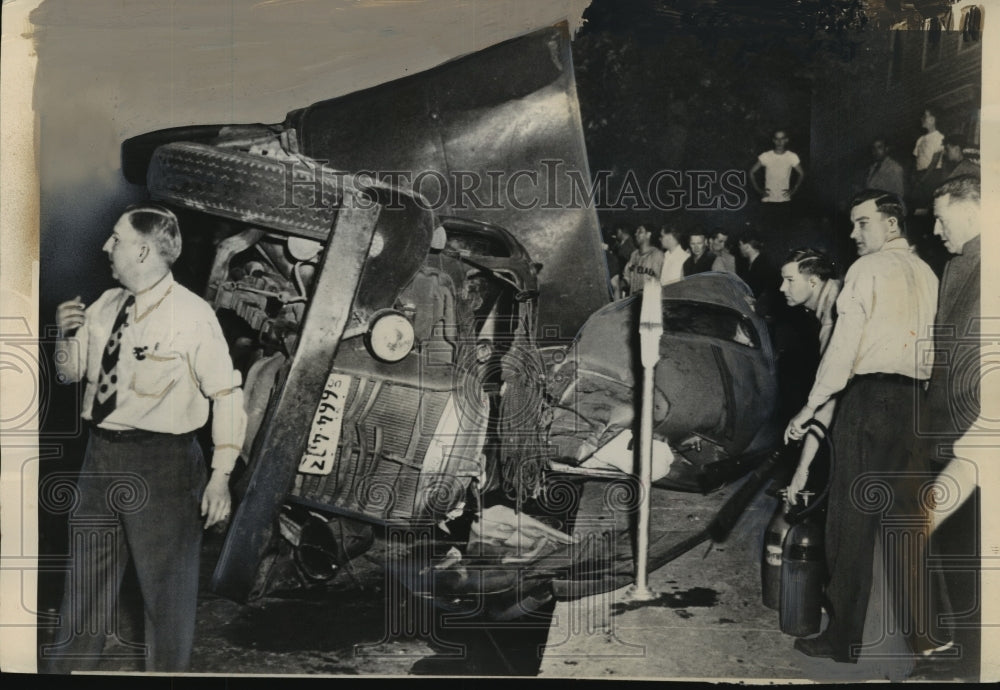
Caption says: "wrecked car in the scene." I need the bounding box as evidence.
[119,24,780,611]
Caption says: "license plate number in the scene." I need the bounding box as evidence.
[298,373,351,476]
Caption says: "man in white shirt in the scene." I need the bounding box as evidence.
[911,107,946,215]
[913,107,945,175]
[785,190,946,664]
[750,129,805,205]
[46,204,247,672]
[658,225,689,285]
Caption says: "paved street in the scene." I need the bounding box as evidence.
[538,480,962,682]
[40,475,977,680]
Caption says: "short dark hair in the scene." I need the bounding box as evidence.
[933,175,980,204]
[943,133,966,149]
[849,189,907,235]
[784,248,836,282]
[124,203,182,265]
[710,228,728,241]
[615,224,635,238]
[660,225,683,241]
[739,232,764,251]
[773,129,788,139]
[871,136,888,147]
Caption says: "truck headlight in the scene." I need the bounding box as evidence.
[365,310,415,363]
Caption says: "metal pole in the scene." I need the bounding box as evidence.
[626,278,662,601]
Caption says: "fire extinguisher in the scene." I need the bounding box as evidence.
[780,502,825,636]
[761,491,792,610]
[778,419,833,637]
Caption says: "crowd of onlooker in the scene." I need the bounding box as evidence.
[602,105,980,316]
[598,107,982,672]
[605,221,773,300]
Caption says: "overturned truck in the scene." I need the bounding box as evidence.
[120,24,780,612]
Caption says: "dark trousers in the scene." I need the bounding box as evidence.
[824,375,951,659]
[42,430,206,673]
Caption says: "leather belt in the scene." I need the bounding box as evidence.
[853,372,921,386]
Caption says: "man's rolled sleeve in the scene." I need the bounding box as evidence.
[210,387,247,473]
[192,316,248,472]
[805,264,872,410]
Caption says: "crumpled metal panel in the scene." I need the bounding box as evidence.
[547,272,779,486]
[288,23,608,339]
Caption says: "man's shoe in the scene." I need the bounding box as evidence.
[912,640,960,668]
[910,643,965,681]
[918,640,957,660]
[793,634,854,663]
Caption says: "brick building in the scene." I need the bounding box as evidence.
[810,1,983,215]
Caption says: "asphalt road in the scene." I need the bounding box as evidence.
[36,473,978,680]
[36,472,748,677]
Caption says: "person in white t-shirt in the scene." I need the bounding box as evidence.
[658,225,689,285]
[911,107,947,216]
[750,129,805,204]
[913,107,945,174]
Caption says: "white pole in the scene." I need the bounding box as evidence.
[627,278,662,601]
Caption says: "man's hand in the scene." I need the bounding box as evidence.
[56,296,86,336]
[790,164,805,197]
[201,470,232,529]
[784,405,815,444]
[786,464,810,506]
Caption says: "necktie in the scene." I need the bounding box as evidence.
[90,294,135,425]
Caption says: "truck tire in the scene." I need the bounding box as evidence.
[146,142,347,239]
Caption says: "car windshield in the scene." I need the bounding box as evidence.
[662,301,759,348]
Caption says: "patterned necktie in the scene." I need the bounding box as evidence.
[91,294,135,425]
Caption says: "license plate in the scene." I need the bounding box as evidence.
[298,372,351,476]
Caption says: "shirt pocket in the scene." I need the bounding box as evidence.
[129,352,185,398]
